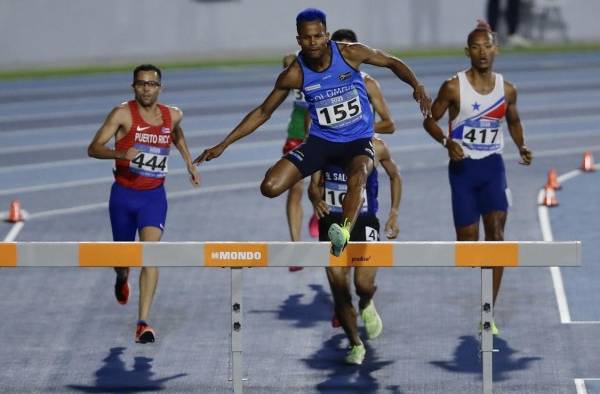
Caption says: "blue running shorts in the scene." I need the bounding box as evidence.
[448,153,509,228]
[284,135,374,178]
[109,182,167,241]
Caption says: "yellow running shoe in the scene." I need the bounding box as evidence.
[328,223,350,257]
[360,301,383,340]
[345,343,366,365]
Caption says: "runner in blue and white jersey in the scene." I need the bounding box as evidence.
[423,20,532,335]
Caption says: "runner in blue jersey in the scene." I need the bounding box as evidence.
[423,21,532,335]
[193,8,430,256]
[309,137,401,364]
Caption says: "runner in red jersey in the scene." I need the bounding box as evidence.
[88,64,199,343]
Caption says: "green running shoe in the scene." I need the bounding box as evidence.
[345,343,366,365]
[479,320,499,336]
[361,301,383,340]
[328,223,350,257]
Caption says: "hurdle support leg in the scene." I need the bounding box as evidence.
[481,267,495,394]
[231,267,244,394]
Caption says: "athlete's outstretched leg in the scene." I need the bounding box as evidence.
[483,210,507,305]
[126,225,162,344]
[328,155,373,256]
[260,158,304,198]
[326,267,361,347]
[342,155,373,232]
[355,267,382,339]
[354,267,378,310]
[286,180,304,241]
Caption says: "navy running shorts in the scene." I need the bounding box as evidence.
[109,182,167,241]
[284,134,374,178]
[448,153,509,228]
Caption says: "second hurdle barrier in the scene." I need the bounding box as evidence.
[0,241,581,394]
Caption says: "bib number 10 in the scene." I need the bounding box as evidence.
[318,97,361,126]
[326,188,367,209]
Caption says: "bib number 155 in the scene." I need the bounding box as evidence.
[317,97,361,126]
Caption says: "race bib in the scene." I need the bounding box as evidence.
[324,181,367,213]
[315,89,363,129]
[293,89,307,107]
[129,144,169,178]
[460,119,503,152]
[365,226,379,241]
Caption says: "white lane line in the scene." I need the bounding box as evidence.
[0,159,273,197]
[1,210,29,242]
[575,379,588,394]
[26,181,260,220]
[0,122,289,155]
[0,140,282,175]
[3,143,600,198]
[2,125,599,175]
[3,113,599,155]
[575,378,600,394]
[538,165,600,324]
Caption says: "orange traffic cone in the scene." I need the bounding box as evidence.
[542,186,558,207]
[545,169,561,190]
[7,200,23,222]
[580,151,595,172]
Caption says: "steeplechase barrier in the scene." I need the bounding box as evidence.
[0,241,581,394]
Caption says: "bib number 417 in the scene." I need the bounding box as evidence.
[463,128,499,145]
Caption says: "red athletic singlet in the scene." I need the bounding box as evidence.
[114,100,172,190]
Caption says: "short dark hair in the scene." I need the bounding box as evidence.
[296,8,326,32]
[331,29,357,43]
[467,19,496,45]
[133,64,162,82]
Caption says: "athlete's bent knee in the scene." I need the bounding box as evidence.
[355,283,377,299]
[260,178,282,198]
[485,229,504,241]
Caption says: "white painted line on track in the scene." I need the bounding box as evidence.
[1,210,29,242]
[0,159,273,197]
[3,117,599,175]
[575,379,588,394]
[538,165,600,324]
[575,378,600,394]
[3,143,600,197]
[2,112,599,155]
[25,182,260,220]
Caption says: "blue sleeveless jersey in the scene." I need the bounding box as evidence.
[323,165,378,215]
[297,42,374,142]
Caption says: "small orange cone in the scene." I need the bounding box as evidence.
[542,186,558,207]
[580,151,595,172]
[7,200,23,223]
[545,169,561,190]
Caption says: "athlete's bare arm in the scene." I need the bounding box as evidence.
[340,43,431,117]
[504,81,532,165]
[170,107,200,186]
[308,171,329,219]
[88,105,138,160]
[374,138,401,239]
[364,75,395,134]
[303,110,311,139]
[193,64,302,165]
[282,53,296,68]
[423,77,465,161]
